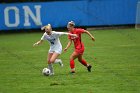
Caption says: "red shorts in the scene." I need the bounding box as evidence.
[75,48,84,55]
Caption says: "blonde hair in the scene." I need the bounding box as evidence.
[41,24,52,30]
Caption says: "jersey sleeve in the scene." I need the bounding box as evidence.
[76,28,85,34]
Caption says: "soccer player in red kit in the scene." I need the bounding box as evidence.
[64,21,95,73]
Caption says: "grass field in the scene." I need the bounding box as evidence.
[0,28,140,93]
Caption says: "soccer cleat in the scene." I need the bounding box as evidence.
[70,71,75,74]
[58,59,63,67]
[87,65,92,72]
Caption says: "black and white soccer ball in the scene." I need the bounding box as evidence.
[42,68,51,76]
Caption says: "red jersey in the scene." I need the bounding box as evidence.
[68,28,85,50]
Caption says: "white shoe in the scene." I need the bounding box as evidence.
[58,59,63,67]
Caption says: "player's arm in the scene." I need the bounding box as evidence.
[68,33,77,37]
[41,26,46,30]
[62,32,77,37]
[56,32,77,37]
[84,30,95,41]
[33,40,43,47]
[64,39,72,52]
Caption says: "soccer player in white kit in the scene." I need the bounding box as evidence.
[33,24,77,75]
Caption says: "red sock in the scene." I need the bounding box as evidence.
[70,60,75,69]
[80,59,88,66]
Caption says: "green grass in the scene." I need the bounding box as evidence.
[0,28,140,93]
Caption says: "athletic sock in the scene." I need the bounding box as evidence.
[48,64,54,74]
[70,60,75,69]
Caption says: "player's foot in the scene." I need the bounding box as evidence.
[70,71,75,74]
[87,65,92,72]
[70,68,75,74]
[58,59,63,67]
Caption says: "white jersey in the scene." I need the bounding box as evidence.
[41,31,67,54]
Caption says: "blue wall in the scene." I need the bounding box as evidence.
[87,0,139,26]
[0,0,139,30]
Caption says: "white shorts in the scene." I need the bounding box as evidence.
[49,48,62,54]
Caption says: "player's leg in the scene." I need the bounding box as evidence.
[50,52,63,67]
[70,51,79,73]
[48,52,60,75]
[50,52,60,64]
[53,48,63,67]
[78,54,88,66]
[47,53,54,74]
[78,55,92,72]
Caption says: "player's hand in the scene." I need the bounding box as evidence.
[91,37,95,41]
[71,34,78,38]
[64,48,67,52]
[33,43,39,47]
[41,26,45,30]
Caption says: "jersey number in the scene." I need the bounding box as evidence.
[50,41,54,45]
[50,38,55,45]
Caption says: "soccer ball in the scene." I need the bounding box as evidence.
[42,68,51,76]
